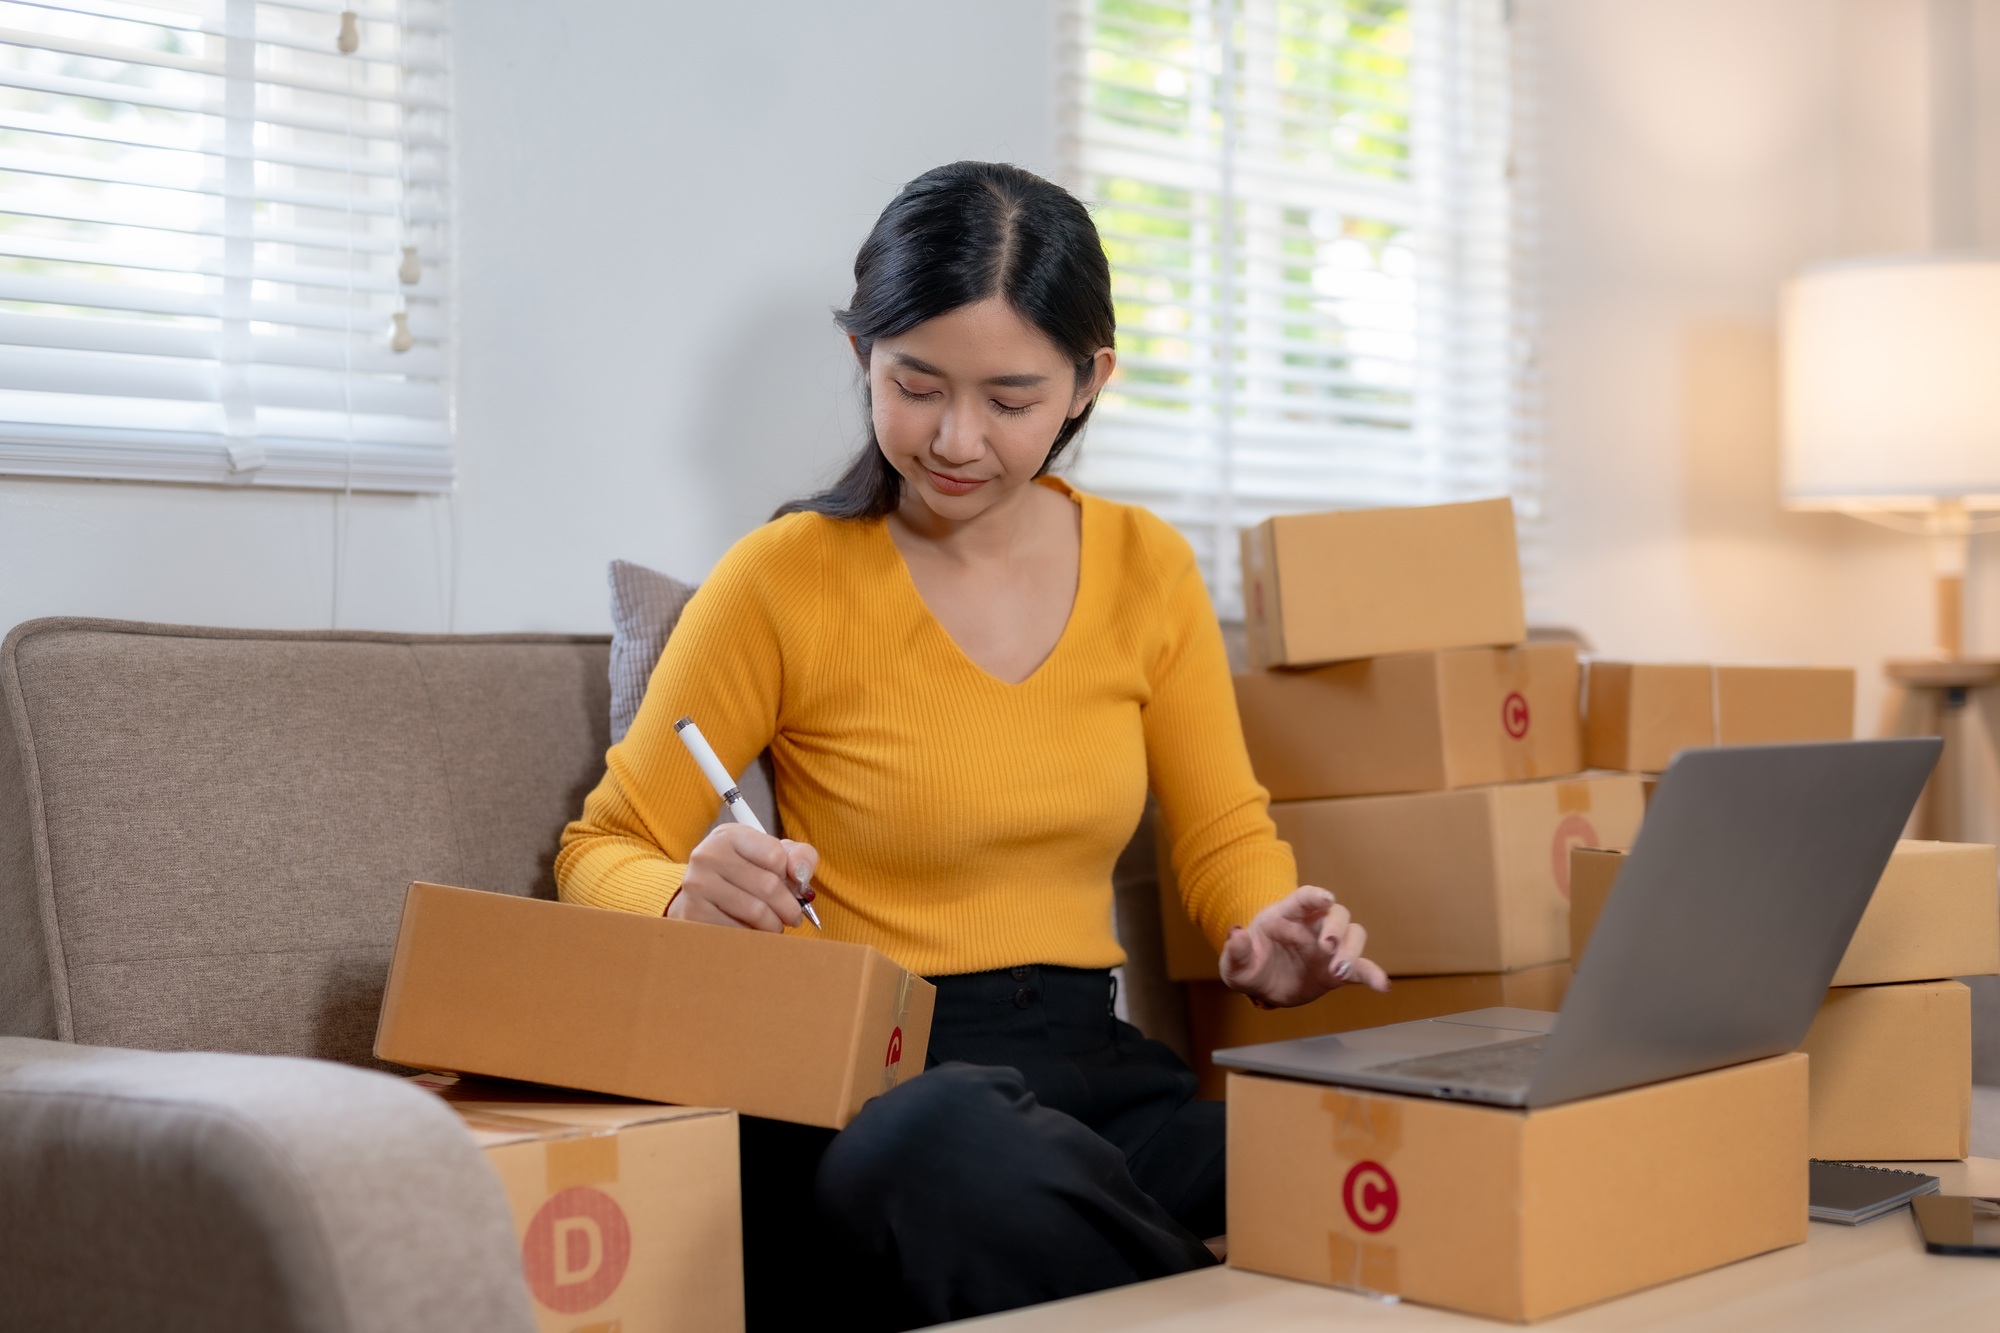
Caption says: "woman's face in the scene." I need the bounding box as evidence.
[863,296,1113,524]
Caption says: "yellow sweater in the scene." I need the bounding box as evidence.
[555,480,1297,976]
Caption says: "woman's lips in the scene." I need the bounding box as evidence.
[925,467,988,496]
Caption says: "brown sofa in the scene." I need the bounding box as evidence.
[0,617,625,1332]
[0,615,1186,1331]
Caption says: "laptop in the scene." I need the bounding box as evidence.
[1214,738,1941,1109]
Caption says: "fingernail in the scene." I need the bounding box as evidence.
[1333,959,1352,981]
[799,887,816,903]
[1229,925,1244,936]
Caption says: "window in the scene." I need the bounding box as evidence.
[1061,0,1536,616]
[0,0,451,491]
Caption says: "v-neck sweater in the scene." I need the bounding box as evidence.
[555,480,1297,976]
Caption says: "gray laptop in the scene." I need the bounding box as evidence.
[1214,738,1941,1108]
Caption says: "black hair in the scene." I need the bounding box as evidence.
[775,161,1115,521]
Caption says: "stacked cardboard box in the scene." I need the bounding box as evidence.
[1584,660,1857,774]
[1221,502,1819,1317]
[413,1073,744,1333]
[1570,840,2000,1159]
[374,883,942,1329]
[1166,500,1641,1091]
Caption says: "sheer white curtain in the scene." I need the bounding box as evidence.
[1060,0,1539,617]
[0,0,452,491]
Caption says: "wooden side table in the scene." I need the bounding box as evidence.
[1880,658,2000,842]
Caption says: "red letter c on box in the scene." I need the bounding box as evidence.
[1342,1160,1399,1233]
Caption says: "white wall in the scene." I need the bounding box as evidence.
[1532,0,2000,841]
[0,1,1054,637]
[6,0,1995,784]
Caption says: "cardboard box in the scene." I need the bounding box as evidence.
[1158,774,1644,980]
[1584,662,1855,772]
[1234,643,1582,802]
[416,1074,743,1333]
[376,882,936,1129]
[1566,847,1627,967]
[1227,1054,1808,1322]
[1568,841,2000,984]
[1241,498,1526,668]
[1800,981,1971,1160]
[1184,964,1571,1100]
[1834,842,2000,986]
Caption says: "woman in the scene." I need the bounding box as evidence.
[556,161,1387,1329]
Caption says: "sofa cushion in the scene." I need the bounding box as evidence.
[0,619,610,1067]
[607,558,779,831]
[607,558,696,744]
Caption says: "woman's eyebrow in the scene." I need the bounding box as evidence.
[889,352,1048,390]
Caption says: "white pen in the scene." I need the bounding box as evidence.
[673,716,822,931]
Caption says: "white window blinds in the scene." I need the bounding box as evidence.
[1062,0,1537,616]
[0,0,452,491]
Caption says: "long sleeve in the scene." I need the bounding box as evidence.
[1137,522,1298,949]
[554,517,822,915]
[553,483,1286,976]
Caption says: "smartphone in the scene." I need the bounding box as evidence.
[1911,1195,2000,1256]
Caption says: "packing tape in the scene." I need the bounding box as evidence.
[547,1131,620,1192]
[1323,1089,1403,1160]
[1328,1232,1401,1296]
[880,969,914,1096]
[1555,779,1593,814]
[448,1107,622,1190]
[1710,662,1723,745]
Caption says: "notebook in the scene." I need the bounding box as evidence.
[1808,1161,1941,1225]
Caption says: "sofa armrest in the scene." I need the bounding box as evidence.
[0,1037,535,1333]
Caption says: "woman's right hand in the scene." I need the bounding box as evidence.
[668,824,819,932]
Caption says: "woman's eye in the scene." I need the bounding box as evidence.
[893,382,939,403]
[992,400,1033,417]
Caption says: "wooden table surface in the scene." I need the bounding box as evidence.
[961,1158,2000,1332]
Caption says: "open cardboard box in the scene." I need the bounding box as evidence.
[415,1073,743,1333]
[376,882,935,1129]
[1241,497,1526,669]
[1228,1053,1808,1322]
[1234,642,1583,802]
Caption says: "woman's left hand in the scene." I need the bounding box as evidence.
[1219,886,1390,1008]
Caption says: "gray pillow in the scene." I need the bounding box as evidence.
[607,558,696,743]
[606,558,779,832]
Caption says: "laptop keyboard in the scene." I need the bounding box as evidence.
[1368,1035,1547,1088]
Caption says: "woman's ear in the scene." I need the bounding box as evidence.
[1068,347,1118,419]
[848,334,869,370]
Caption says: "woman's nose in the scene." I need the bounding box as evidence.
[933,402,983,464]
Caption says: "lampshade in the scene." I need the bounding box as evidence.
[1781,256,2000,511]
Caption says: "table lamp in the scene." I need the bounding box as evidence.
[1781,255,2000,659]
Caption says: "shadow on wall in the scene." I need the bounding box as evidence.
[689,287,867,553]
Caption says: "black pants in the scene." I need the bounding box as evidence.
[740,965,1222,1330]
